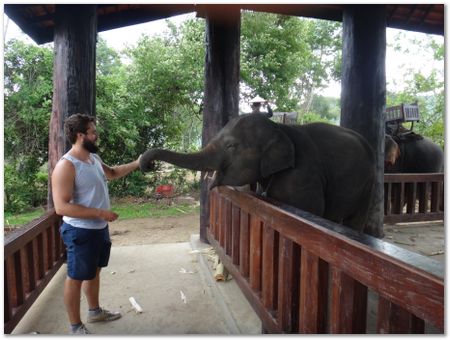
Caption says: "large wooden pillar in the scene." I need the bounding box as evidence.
[47,4,97,207]
[340,5,386,238]
[200,7,241,241]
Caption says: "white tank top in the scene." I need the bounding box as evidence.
[61,153,110,229]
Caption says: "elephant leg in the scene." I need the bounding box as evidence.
[343,212,369,233]
[269,176,326,217]
[271,190,325,216]
[342,182,374,234]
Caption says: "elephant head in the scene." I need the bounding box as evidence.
[384,133,444,173]
[140,114,295,188]
[385,135,401,169]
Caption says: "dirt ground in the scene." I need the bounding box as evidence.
[109,212,200,246]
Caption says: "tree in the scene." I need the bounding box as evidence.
[122,18,205,152]
[3,20,207,212]
[240,12,342,116]
[96,19,206,197]
[96,37,122,76]
[386,32,444,147]
[4,39,53,212]
[300,95,340,124]
[4,39,53,164]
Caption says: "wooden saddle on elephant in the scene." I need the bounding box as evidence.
[385,103,423,142]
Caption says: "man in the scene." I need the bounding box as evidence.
[250,95,273,118]
[52,113,141,334]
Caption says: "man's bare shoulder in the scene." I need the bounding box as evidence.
[52,158,75,178]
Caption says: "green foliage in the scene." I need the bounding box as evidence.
[94,38,149,197]
[4,39,53,163]
[240,13,342,115]
[4,39,53,212]
[4,21,207,213]
[122,20,205,151]
[95,20,205,198]
[96,37,123,76]
[300,95,340,124]
[387,33,444,148]
[4,161,48,213]
[158,168,200,193]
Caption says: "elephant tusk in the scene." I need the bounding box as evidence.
[202,170,217,180]
[208,171,219,190]
[209,171,217,182]
[203,171,215,181]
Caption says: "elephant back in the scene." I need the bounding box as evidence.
[398,135,444,173]
[391,130,423,143]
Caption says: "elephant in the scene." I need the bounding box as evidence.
[384,134,444,173]
[140,114,376,233]
[384,133,444,214]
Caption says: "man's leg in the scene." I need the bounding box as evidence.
[64,277,83,324]
[85,227,121,323]
[84,267,121,323]
[82,268,101,309]
[60,224,94,333]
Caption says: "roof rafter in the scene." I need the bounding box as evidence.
[4,4,444,45]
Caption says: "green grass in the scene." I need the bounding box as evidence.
[4,207,47,227]
[4,201,200,228]
[111,201,199,220]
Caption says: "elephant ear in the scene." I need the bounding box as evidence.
[385,135,401,165]
[260,127,295,178]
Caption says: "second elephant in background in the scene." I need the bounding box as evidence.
[384,134,444,173]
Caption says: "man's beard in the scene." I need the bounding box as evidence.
[82,139,99,153]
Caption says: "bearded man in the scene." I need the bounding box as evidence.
[52,113,140,334]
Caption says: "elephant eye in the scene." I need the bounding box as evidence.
[226,143,237,150]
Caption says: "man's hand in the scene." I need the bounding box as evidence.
[98,209,119,222]
[102,156,142,180]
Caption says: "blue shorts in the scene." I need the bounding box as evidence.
[60,222,111,280]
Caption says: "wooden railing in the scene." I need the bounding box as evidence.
[4,210,64,334]
[384,173,444,223]
[208,186,444,334]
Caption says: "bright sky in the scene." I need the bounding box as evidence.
[3,11,444,98]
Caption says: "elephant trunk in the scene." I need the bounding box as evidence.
[139,143,222,173]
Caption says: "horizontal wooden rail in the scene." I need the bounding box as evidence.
[209,186,444,334]
[384,173,444,224]
[4,210,64,334]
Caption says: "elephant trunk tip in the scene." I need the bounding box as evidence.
[139,159,156,173]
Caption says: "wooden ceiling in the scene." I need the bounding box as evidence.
[4,4,444,45]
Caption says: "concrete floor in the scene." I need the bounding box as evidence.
[12,235,261,335]
[383,221,445,262]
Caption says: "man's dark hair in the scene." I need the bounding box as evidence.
[64,113,96,144]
